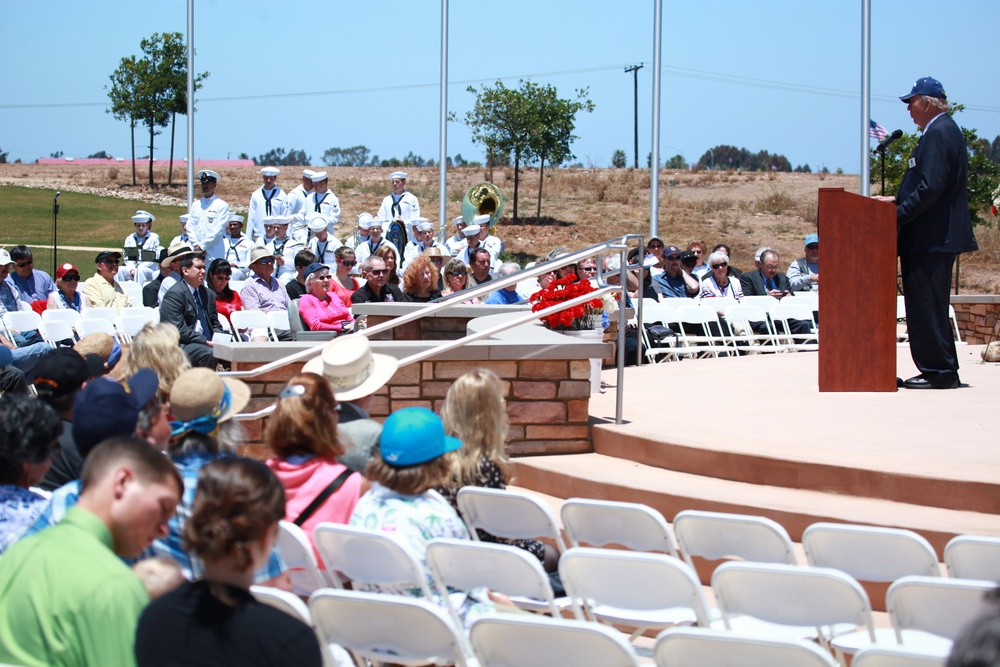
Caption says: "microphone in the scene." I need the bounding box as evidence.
[54,191,61,199]
[876,129,903,152]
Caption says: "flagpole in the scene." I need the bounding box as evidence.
[860,0,871,196]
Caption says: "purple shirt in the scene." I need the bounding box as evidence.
[6,270,55,304]
[240,273,289,313]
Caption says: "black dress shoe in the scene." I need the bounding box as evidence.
[896,377,905,388]
[903,374,960,389]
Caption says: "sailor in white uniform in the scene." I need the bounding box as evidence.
[221,214,255,281]
[247,166,287,243]
[402,218,450,269]
[121,210,161,285]
[189,170,230,263]
[305,213,343,268]
[286,168,315,243]
[376,171,420,243]
[353,217,399,273]
[444,216,468,256]
[303,171,340,233]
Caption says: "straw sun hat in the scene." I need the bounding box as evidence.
[169,368,251,427]
[302,335,398,402]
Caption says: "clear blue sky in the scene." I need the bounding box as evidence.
[2,0,997,173]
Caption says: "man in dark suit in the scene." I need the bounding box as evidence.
[159,253,224,368]
[874,77,978,389]
[740,249,812,336]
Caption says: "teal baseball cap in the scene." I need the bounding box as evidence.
[379,407,462,466]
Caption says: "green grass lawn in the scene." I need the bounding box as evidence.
[0,185,186,276]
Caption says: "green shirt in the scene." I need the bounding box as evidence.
[0,506,149,667]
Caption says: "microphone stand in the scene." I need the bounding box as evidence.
[876,146,887,195]
[52,192,61,275]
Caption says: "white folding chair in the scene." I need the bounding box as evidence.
[470,614,640,667]
[229,279,245,294]
[641,303,681,363]
[76,317,117,338]
[121,281,143,304]
[887,575,996,654]
[654,626,839,667]
[83,307,119,325]
[711,561,879,651]
[724,302,782,353]
[802,522,941,582]
[675,305,730,358]
[276,521,337,597]
[42,308,82,331]
[2,311,43,343]
[945,534,1000,580]
[558,547,716,641]
[309,589,471,667]
[949,305,966,345]
[672,509,799,572]
[740,295,780,312]
[561,497,678,556]
[896,295,909,343]
[312,523,433,600]
[229,309,275,341]
[426,538,563,619]
[40,319,75,346]
[851,644,949,667]
[770,301,818,350]
[251,585,344,667]
[267,309,291,331]
[116,311,158,343]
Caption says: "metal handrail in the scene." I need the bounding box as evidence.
[228,234,646,425]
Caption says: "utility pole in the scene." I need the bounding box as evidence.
[625,64,643,168]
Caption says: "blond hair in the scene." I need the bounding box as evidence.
[440,369,510,488]
[123,322,191,404]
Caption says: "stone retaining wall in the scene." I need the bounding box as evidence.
[951,296,1000,345]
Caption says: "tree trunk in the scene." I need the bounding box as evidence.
[168,111,176,186]
[148,116,155,187]
[487,141,494,183]
[130,119,136,186]
[512,148,520,225]
[536,155,546,220]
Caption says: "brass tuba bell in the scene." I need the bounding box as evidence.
[461,182,505,229]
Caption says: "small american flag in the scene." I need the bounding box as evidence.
[869,119,888,141]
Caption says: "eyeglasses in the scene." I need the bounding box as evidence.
[448,271,467,277]
[257,258,275,265]
[806,244,819,250]
[16,261,33,268]
[369,269,388,276]
[692,250,703,255]
[338,259,357,267]
[61,275,80,282]
[648,243,663,250]
[665,255,681,261]
[103,259,120,266]
[317,275,331,281]
[712,262,728,269]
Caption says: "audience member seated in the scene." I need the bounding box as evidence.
[437,370,559,575]
[688,239,710,278]
[83,250,132,310]
[303,336,398,474]
[699,251,743,300]
[285,249,317,301]
[402,255,442,303]
[349,407,494,628]
[375,243,402,287]
[265,373,365,555]
[788,233,820,294]
[423,246,450,291]
[0,250,52,374]
[142,251,171,308]
[135,457,322,667]
[644,237,666,272]
[329,246,360,307]
[484,262,524,304]
[157,243,196,305]
[467,247,494,288]
[0,347,27,395]
[298,262,354,333]
[441,258,479,304]
[0,437,182,667]
[351,256,403,305]
[121,322,191,407]
[0,394,62,553]
[160,253,225,369]
[713,243,743,279]
[207,258,242,331]
[122,211,162,285]
[740,248,812,336]
[240,246,293,341]
[5,245,54,305]
[652,245,699,299]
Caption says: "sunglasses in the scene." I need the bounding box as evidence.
[579,266,598,273]
[369,269,389,276]
[665,255,681,261]
[648,243,664,250]
[257,258,275,265]
[712,262,728,269]
[103,259,120,266]
[430,258,444,265]
[16,261,33,268]
[61,275,80,282]
[448,271,467,277]
[338,259,357,267]
[806,244,819,249]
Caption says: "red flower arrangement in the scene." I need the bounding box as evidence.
[530,274,604,331]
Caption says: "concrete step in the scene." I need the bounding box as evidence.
[511,453,1000,556]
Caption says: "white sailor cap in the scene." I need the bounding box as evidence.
[198,169,220,182]
[260,166,280,177]
[452,216,465,227]
[389,171,407,180]
[263,215,290,226]
[361,217,384,231]
[302,169,316,179]
[179,214,190,224]
[413,218,434,232]
[228,214,245,223]
[357,213,374,228]
[310,171,329,183]
[754,246,773,262]
[132,210,155,224]
[472,214,490,228]
[462,224,481,237]
[306,214,330,233]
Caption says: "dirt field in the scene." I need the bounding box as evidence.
[3,163,998,292]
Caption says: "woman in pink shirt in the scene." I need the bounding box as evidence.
[297,262,354,332]
[328,247,360,309]
[265,372,366,557]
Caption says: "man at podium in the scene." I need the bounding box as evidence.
[873,76,978,390]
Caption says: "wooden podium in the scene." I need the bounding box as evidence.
[818,188,897,392]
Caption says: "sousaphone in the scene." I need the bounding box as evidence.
[461,182,505,229]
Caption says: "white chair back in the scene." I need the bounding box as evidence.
[470,614,640,667]
[276,521,336,597]
[267,309,291,331]
[673,509,798,569]
[2,311,43,339]
[654,626,838,667]
[851,645,949,667]
[251,585,344,667]
[83,307,118,324]
[76,317,117,338]
[561,497,678,556]
[40,319,74,346]
[456,487,566,552]
[740,295,780,312]
[887,575,996,651]
[229,310,274,341]
[802,522,940,582]
[42,308,82,329]
[313,523,432,599]
[944,534,1000,580]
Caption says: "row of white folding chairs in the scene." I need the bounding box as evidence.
[896,295,966,345]
[227,309,290,342]
[40,306,160,344]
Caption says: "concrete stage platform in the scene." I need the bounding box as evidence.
[511,345,1000,555]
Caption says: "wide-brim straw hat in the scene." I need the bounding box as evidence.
[249,245,276,265]
[161,242,199,268]
[169,368,251,424]
[302,335,399,402]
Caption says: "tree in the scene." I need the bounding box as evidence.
[694,144,792,172]
[88,151,112,159]
[0,148,7,164]
[106,54,143,184]
[990,135,1000,165]
[665,154,688,170]
[611,150,627,169]
[49,151,64,159]
[254,148,311,166]
[152,33,207,185]
[323,145,371,167]
[527,83,594,219]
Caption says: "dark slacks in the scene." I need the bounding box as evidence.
[900,252,958,379]
[181,342,217,369]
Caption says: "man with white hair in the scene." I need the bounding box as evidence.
[247,166,286,243]
[221,214,254,281]
[304,171,340,232]
[401,218,448,269]
[121,210,161,285]
[484,262,523,305]
[287,168,315,243]
[188,170,230,263]
[305,213,342,267]
[376,171,420,238]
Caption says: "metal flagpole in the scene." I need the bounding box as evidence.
[438,0,449,245]
[860,0,871,196]
[649,0,663,239]
[186,0,195,211]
